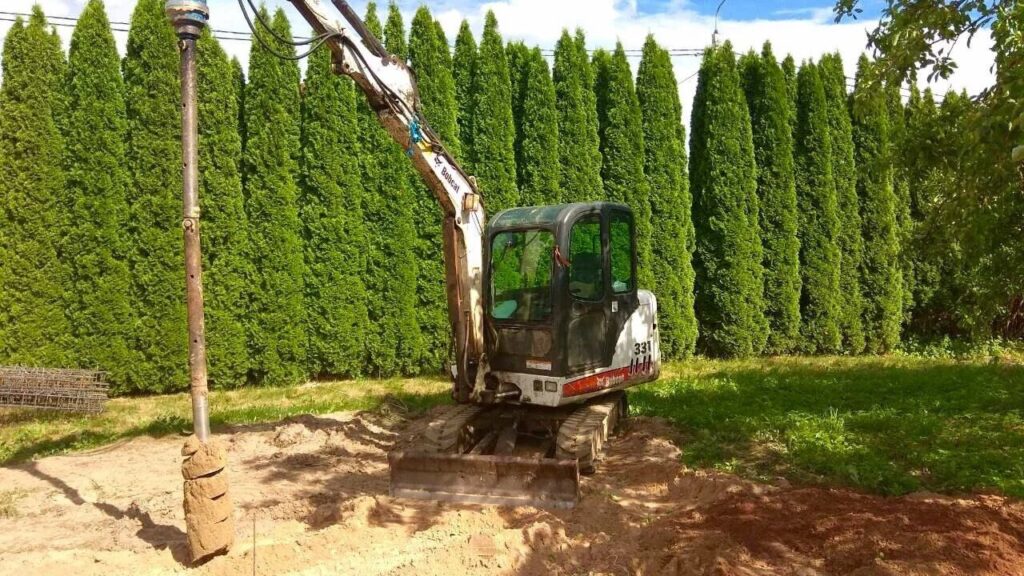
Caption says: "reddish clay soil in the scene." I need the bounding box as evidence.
[1,406,1022,575]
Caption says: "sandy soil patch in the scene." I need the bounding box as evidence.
[1,406,1022,575]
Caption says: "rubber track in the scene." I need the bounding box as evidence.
[555,393,622,472]
[418,404,486,453]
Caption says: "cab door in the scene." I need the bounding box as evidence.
[605,207,640,357]
[565,212,608,373]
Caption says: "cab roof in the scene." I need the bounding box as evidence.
[488,202,630,231]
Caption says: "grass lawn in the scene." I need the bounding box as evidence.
[2,355,1023,498]
[632,355,1024,497]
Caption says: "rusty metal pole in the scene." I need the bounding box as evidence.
[174,6,210,443]
[166,0,233,562]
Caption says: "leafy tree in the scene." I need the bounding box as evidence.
[887,82,915,323]
[509,44,560,206]
[904,89,973,336]
[243,7,307,385]
[820,52,866,353]
[739,44,802,353]
[469,11,519,212]
[636,35,697,358]
[851,56,902,352]
[196,31,251,388]
[836,1,1023,337]
[452,20,477,165]
[794,62,842,353]
[0,7,69,367]
[689,43,767,357]
[62,0,139,390]
[408,4,456,371]
[359,2,422,375]
[507,40,530,131]
[553,29,603,203]
[299,43,369,377]
[781,54,798,134]
[232,56,245,148]
[123,0,187,392]
[593,43,653,289]
[410,7,460,156]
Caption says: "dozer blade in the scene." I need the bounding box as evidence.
[388,451,580,509]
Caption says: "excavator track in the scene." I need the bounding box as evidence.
[389,394,628,508]
[555,392,624,473]
[417,404,488,453]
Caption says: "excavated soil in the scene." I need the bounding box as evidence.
[1,404,1023,576]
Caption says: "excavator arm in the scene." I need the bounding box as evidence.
[287,0,487,402]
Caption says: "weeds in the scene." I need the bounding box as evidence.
[0,489,28,518]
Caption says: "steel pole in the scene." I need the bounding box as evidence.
[166,0,211,442]
[179,35,211,442]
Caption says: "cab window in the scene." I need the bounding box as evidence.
[490,229,555,322]
[568,216,604,301]
[610,211,634,293]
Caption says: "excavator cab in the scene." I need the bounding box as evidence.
[483,203,659,407]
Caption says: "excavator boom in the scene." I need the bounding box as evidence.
[287,0,486,403]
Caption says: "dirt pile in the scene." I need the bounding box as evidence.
[1,409,1022,575]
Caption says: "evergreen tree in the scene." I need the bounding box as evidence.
[123,0,186,392]
[410,7,460,155]
[0,8,69,367]
[507,40,530,134]
[62,0,138,389]
[407,4,455,371]
[782,54,798,134]
[452,20,477,164]
[433,20,451,68]
[469,11,518,212]
[636,35,697,358]
[359,3,422,375]
[905,89,972,336]
[197,31,250,388]
[689,43,767,357]
[851,56,902,352]
[511,46,560,206]
[794,62,842,353]
[553,29,603,203]
[232,56,245,149]
[243,8,306,384]
[300,45,368,377]
[820,52,865,353]
[739,44,802,353]
[887,82,915,323]
[593,43,653,288]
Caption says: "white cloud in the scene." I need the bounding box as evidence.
[0,0,996,117]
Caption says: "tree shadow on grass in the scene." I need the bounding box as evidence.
[630,359,1024,497]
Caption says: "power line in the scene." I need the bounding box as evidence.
[0,9,709,55]
[0,8,960,98]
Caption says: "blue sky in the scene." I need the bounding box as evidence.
[638,0,884,20]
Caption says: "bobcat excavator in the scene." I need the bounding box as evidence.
[275,0,661,508]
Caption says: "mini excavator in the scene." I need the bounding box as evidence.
[269,0,661,507]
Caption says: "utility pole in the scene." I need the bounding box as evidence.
[165,0,234,563]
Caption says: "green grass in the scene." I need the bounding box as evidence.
[0,376,450,464]
[3,354,1023,499]
[632,355,1024,497]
